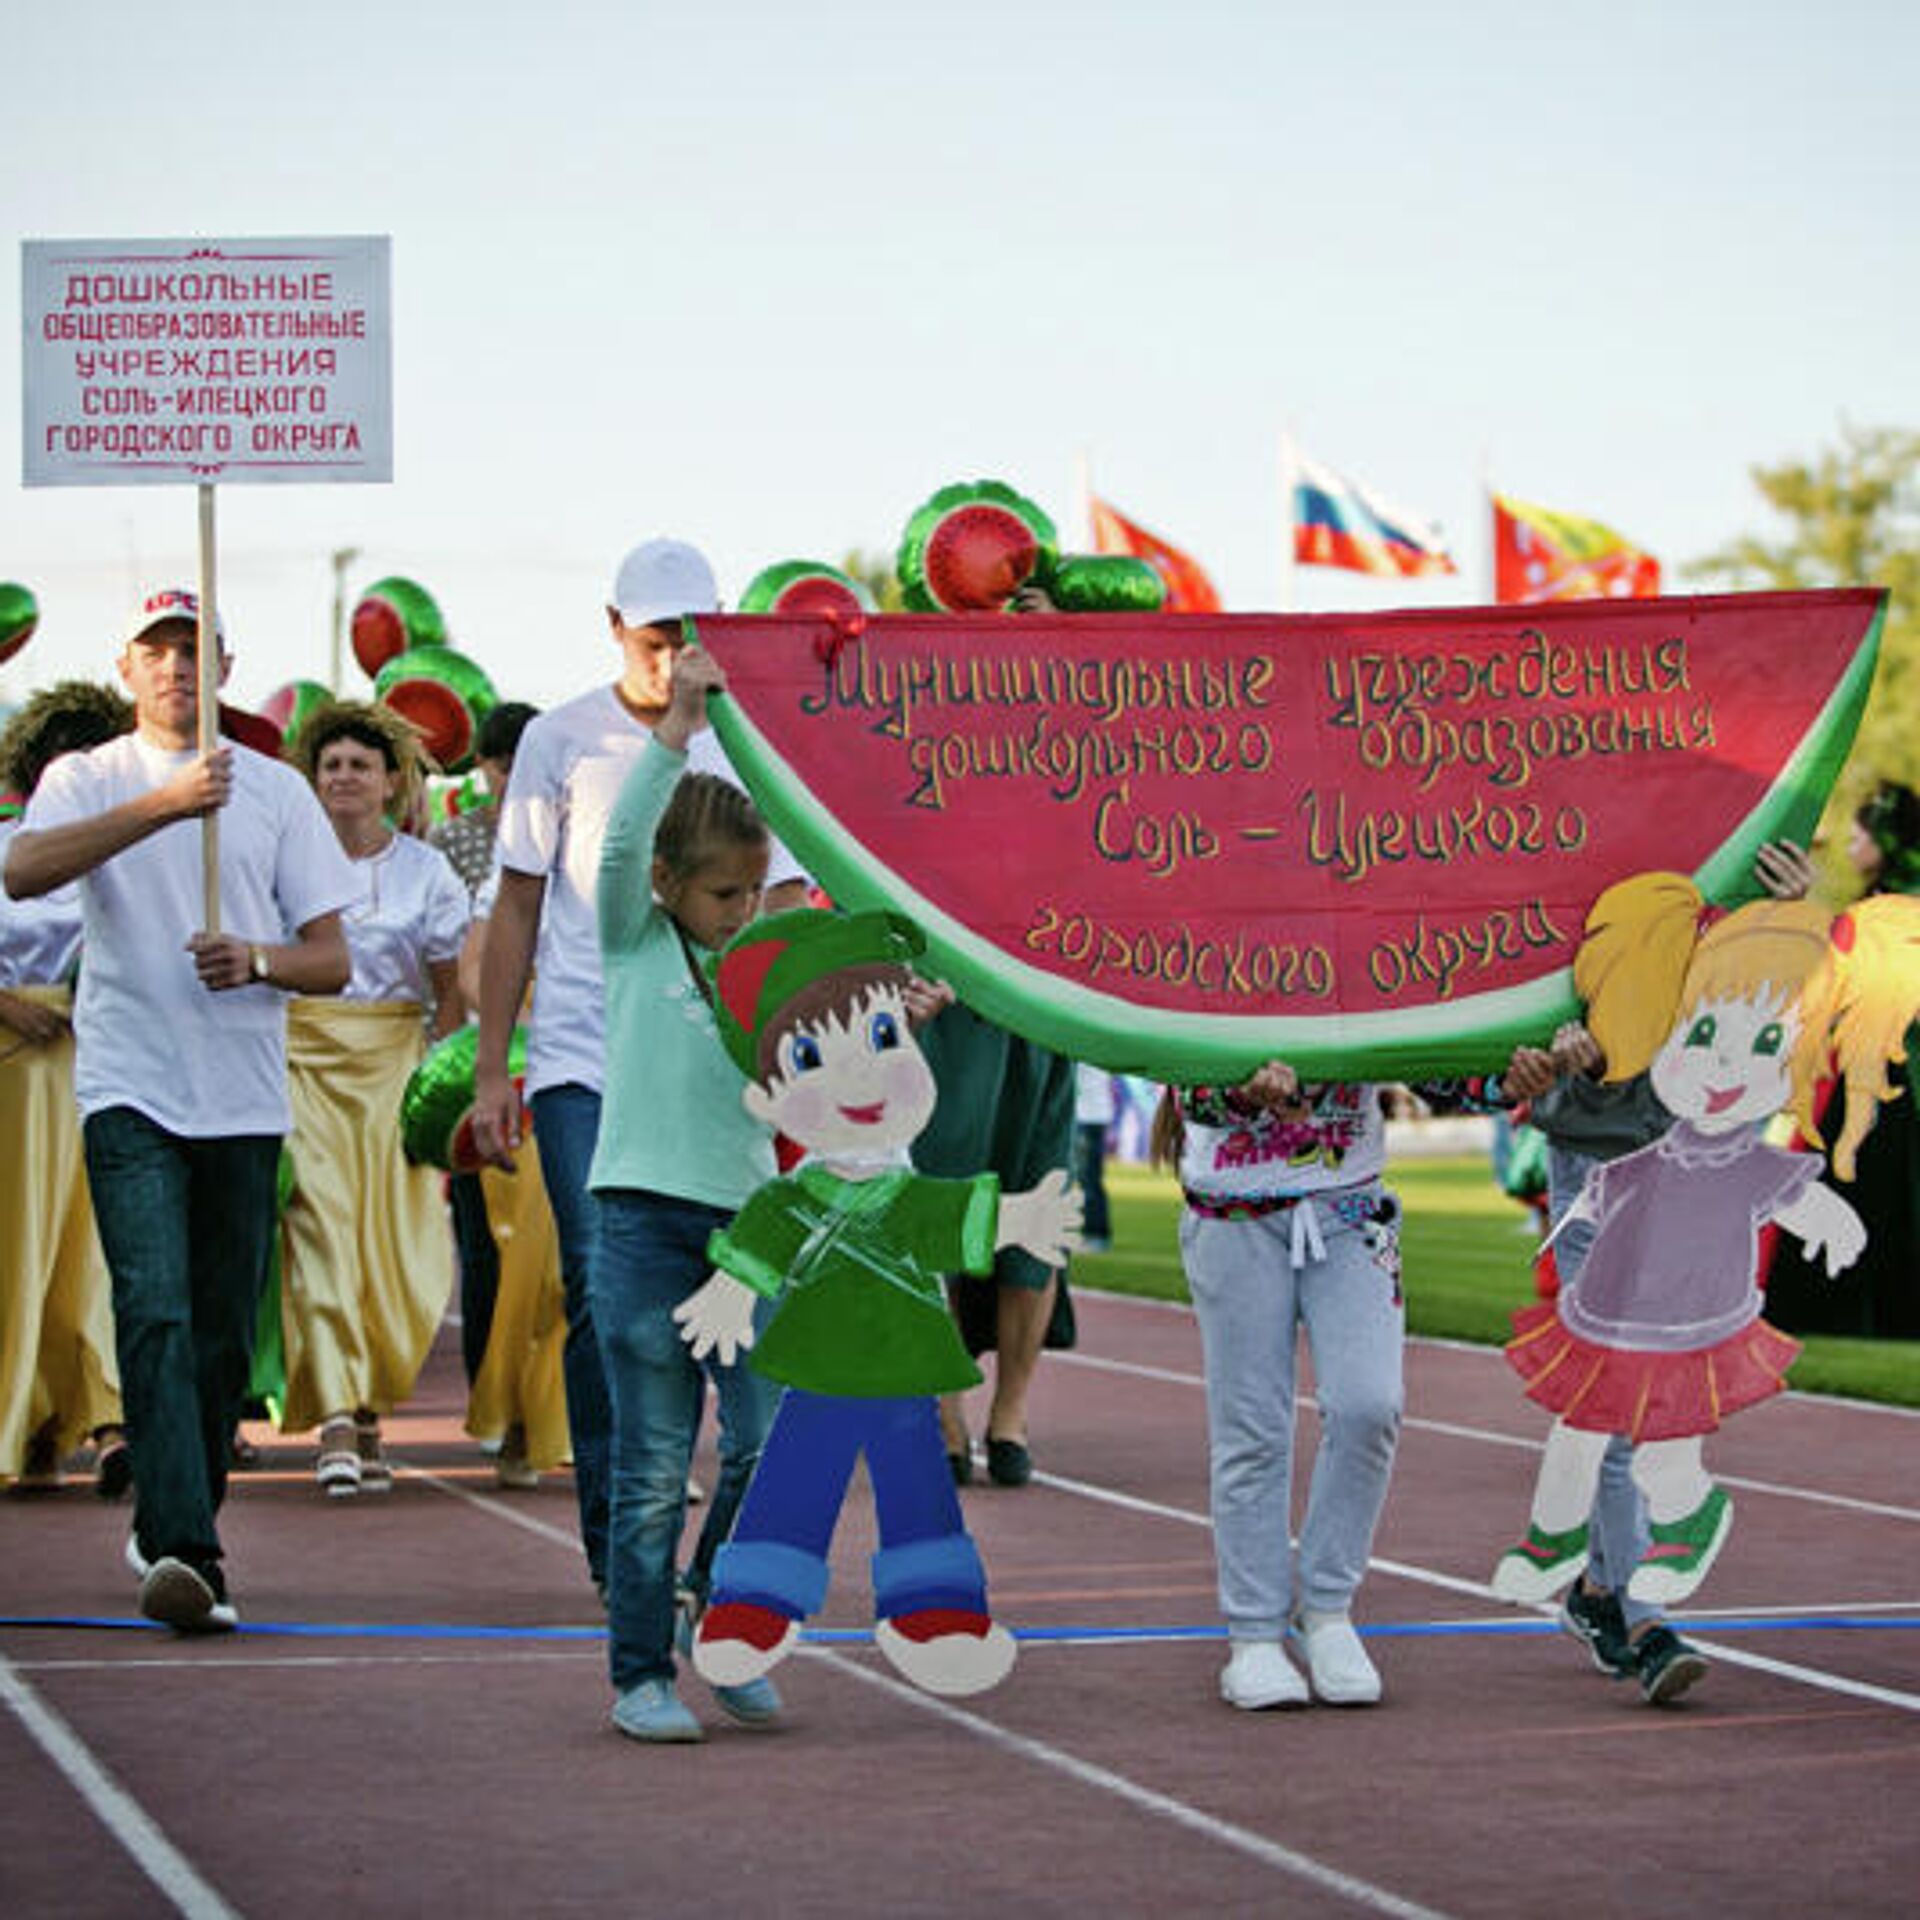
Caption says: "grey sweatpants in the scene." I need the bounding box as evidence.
[1182,1187,1405,1639]
[1547,1144,1657,1628]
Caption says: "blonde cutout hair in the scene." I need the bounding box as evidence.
[1574,869,1920,1181]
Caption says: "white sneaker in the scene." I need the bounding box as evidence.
[1219,1639,1309,1710]
[1294,1612,1381,1706]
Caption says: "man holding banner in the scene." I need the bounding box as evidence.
[4,591,355,1631]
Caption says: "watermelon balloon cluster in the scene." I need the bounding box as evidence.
[401,1023,529,1172]
[895,481,1165,615]
[0,582,40,668]
[351,575,497,773]
[260,678,333,749]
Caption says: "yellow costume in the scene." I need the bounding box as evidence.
[465,1157,570,1472]
[0,985,121,1476]
[279,1000,453,1431]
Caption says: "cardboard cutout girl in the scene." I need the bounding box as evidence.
[1492,874,1920,1606]
[673,908,1080,1697]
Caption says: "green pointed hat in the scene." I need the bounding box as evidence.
[711,907,924,1078]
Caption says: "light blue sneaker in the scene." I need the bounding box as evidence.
[611,1680,703,1744]
[712,1673,782,1727]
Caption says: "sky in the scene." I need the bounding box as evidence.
[5,0,1918,715]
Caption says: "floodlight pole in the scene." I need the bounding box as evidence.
[330,544,361,691]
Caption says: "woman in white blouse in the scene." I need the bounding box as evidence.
[280,703,470,1496]
[0,682,129,1493]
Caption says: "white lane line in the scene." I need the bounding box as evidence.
[0,1651,243,1919]
[809,1646,1461,1920]
[1678,1638,1920,1712]
[1051,1351,1920,1523]
[399,1466,589,1550]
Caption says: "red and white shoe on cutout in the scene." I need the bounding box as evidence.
[693,1600,799,1686]
[874,1607,1017,1696]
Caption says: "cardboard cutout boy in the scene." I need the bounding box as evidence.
[674,907,1080,1697]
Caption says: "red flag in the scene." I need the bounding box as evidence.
[1089,495,1223,612]
[1493,493,1661,604]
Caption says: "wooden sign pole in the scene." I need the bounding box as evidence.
[196,481,221,934]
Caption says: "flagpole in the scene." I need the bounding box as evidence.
[1478,450,1498,604]
[1276,427,1298,612]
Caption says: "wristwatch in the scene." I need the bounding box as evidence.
[249,944,272,984]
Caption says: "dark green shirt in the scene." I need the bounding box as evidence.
[708,1164,998,1396]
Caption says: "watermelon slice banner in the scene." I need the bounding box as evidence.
[691,590,1885,1082]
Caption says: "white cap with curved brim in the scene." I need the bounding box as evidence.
[125,587,228,651]
[609,539,719,629]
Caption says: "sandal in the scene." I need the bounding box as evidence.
[354,1412,392,1494]
[316,1421,361,1498]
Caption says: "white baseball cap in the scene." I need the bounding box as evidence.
[609,539,720,629]
[125,587,228,651]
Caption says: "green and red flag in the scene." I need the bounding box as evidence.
[1494,493,1661,604]
[692,590,1883,1083]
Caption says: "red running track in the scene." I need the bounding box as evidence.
[3,1289,1917,1919]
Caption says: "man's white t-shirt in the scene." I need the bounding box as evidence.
[23,735,357,1136]
[494,683,802,1099]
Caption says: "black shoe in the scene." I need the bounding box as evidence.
[1560,1582,1633,1678]
[94,1436,133,1500]
[985,1437,1032,1487]
[947,1449,973,1487]
[1633,1624,1708,1705]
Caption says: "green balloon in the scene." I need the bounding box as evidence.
[1043,554,1168,614]
[0,582,40,667]
[897,480,1058,613]
[401,1024,529,1170]
[739,560,876,618]
[353,576,447,677]
[374,644,498,773]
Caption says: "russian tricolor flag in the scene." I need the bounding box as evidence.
[1292,451,1456,578]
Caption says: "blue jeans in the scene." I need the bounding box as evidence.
[82,1108,281,1577]
[711,1390,987,1624]
[592,1188,779,1691]
[529,1084,614,1587]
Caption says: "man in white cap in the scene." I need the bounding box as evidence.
[5,589,356,1631]
[471,541,805,1598]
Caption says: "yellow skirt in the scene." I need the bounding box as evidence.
[0,986,121,1477]
[280,999,453,1432]
[466,1158,570,1471]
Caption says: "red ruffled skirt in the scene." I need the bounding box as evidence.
[1505,1302,1802,1442]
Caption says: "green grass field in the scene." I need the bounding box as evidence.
[1077,1160,1920,1410]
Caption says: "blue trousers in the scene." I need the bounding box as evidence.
[82,1108,280,1575]
[529,1083,614,1587]
[592,1188,778,1690]
[711,1390,988,1623]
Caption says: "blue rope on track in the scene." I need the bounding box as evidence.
[3,1613,1917,1640]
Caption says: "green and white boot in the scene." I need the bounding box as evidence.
[1491,1521,1590,1602]
[1627,1485,1733,1606]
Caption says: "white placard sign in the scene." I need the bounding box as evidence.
[21,235,392,487]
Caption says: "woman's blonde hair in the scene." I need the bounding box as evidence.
[288,699,430,824]
[1575,870,1920,1179]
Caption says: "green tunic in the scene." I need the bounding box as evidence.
[707,1165,999,1397]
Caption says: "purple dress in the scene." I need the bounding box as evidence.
[1507,1122,1812,1440]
